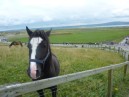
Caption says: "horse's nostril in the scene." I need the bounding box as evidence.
[36,70,40,78]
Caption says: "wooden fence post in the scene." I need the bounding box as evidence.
[124,65,128,77]
[128,54,129,61]
[107,69,113,97]
[124,53,129,77]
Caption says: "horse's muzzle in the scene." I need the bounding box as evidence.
[27,63,41,79]
[29,70,41,80]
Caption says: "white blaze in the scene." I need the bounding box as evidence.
[30,37,43,79]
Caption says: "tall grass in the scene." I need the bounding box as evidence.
[0,46,129,97]
[0,46,30,84]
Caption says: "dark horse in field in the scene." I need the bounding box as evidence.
[9,41,23,48]
[26,26,60,97]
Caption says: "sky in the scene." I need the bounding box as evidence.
[0,0,129,27]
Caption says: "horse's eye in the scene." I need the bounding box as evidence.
[40,43,46,48]
[40,41,47,48]
[43,43,47,47]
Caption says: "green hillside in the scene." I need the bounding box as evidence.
[8,27,129,43]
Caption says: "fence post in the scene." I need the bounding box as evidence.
[118,47,120,53]
[107,69,113,97]
[124,53,129,77]
[128,54,129,61]
[124,65,128,77]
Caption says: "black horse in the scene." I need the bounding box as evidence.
[9,41,23,48]
[26,26,60,97]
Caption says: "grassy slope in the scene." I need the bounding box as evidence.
[8,27,129,43]
[50,27,129,43]
[0,46,129,97]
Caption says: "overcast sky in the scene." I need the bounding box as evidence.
[0,0,129,26]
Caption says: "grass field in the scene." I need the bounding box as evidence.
[1,27,129,96]
[8,27,129,43]
[0,46,129,97]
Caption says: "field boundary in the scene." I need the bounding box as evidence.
[0,61,129,97]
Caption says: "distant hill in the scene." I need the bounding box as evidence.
[52,21,129,29]
[86,21,129,27]
[0,21,129,32]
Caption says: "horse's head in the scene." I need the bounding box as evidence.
[26,26,52,80]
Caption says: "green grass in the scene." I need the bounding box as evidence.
[9,37,28,43]
[0,46,129,97]
[50,27,129,43]
[8,27,129,43]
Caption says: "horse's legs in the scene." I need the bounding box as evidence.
[37,89,45,97]
[50,86,57,97]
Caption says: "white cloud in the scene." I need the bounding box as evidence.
[0,0,129,26]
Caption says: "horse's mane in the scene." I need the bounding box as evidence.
[31,30,48,41]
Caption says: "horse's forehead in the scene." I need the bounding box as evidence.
[30,37,43,46]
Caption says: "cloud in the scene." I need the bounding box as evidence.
[0,0,129,26]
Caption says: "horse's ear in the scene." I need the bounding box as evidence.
[26,26,33,37]
[46,28,52,37]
